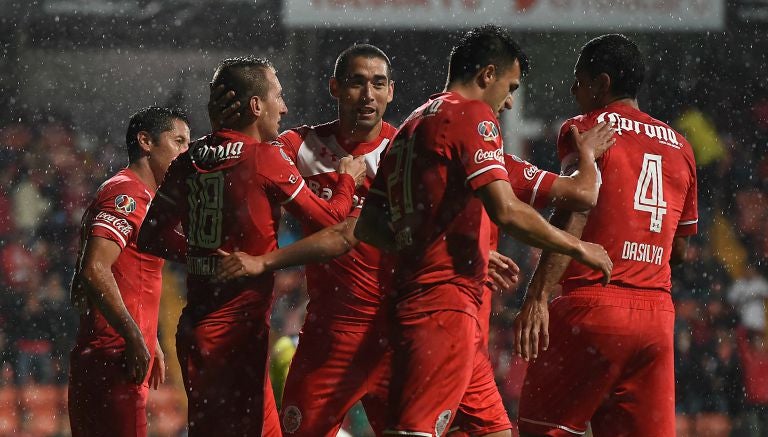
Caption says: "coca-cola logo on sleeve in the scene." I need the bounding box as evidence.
[95,211,134,236]
[474,148,504,165]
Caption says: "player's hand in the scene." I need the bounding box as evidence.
[570,122,615,161]
[574,241,613,285]
[513,291,550,361]
[124,335,151,385]
[215,249,267,281]
[338,155,367,188]
[148,344,166,390]
[208,84,241,131]
[488,250,520,293]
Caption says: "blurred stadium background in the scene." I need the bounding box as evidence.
[1,0,767,436]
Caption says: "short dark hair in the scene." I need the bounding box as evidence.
[577,34,645,99]
[211,56,275,112]
[126,106,189,163]
[447,25,529,85]
[334,44,393,81]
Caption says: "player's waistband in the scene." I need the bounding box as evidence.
[559,285,673,311]
[187,255,219,276]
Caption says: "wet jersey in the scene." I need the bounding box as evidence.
[278,121,397,329]
[367,92,509,316]
[73,169,163,356]
[557,103,698,293]
[152,129,357,321]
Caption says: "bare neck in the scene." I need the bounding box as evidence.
[127,160,158,192]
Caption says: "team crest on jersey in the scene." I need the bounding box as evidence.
[279,147,295,165]
[477,120,499,141]
[282,405,302,434]
[114,194,136,215]
[435,409,452,437]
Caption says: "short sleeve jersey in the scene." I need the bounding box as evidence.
[155,129,356,320]
[367,92,510,315]
[557,103,698,293]
[73,169,163,355]
[487,154,558,251]
[278,121,397,328]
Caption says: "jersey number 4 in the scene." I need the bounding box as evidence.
[634,153,666,233]
[187,171,224,248]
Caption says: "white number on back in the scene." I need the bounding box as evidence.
[634,153,666,233]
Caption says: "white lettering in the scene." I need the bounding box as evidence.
[597,112,681,149]
[193,141,244,164]
[621,240,664,266]
[474,148,504,165]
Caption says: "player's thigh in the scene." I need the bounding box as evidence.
[360,344,393,436]
[69,354,149,437]
[281,327,373,436]
[590,308,675,437]
[451,346,511,436]
[386,310,478,436]
[518,298,628,437]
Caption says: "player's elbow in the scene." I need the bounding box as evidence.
[554,184,598,212]
[79,261,108,293]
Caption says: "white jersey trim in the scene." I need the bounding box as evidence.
[383,430,433,437]
[679,219,698,225]
[518,417,586,435]
[91,222,127,247]
[466,165,507,183]
[281,179,306,205]
[530,171,547,207]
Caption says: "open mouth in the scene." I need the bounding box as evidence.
[358,107,376,117]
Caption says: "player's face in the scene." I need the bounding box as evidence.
[331,56,393,131]
[257,68,288,141]
[151,118,190,172]
[484,59,521,115]
[571,63,600,113]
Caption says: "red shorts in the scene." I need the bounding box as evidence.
[385,302,480,436]
[176,313,271,437]
[263,374,281,436]
[280,320,391,436]
[518,287,675,437]
[450,284,511,436]
[68,349,150,437]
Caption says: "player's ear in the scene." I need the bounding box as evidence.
[329,77,340,99]
[478,64,496,88]
[387,80,394,103]
[597,72,612,98]
[136,131,153,155]
[249,95,261,118]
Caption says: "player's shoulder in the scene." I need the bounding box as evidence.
[97,169,151,202]
[255,141,297,172]
[381,121,398,139]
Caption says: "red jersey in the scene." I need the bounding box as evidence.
[487,154,558,251]
[278,121,397,329]
[368,92,509,315]
[557,103,698,293]
[73,169,163,357]
[154,129,357,320]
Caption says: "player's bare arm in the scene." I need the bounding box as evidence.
[477,180,612,279]
[216,217,359,281]
[550,123,614,211]
[77,236,151,384]
[513,207,589,361]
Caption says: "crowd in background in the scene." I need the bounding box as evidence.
[1,87,767,436]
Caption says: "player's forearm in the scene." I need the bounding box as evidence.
[80,263,144,344]
[263,221,357,271]
[552,154,599,211]
[526,209,588,300]
[138,226,186,263]
[325,174,357,222]
[495,201,585,259]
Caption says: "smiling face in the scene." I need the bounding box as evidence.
[331,55,394,134]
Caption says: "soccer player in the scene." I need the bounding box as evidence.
[213,43,396,436]
[137,56,365,437]
[68,106,190,437]
[353,25,613,437]
[514,34,698,437]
